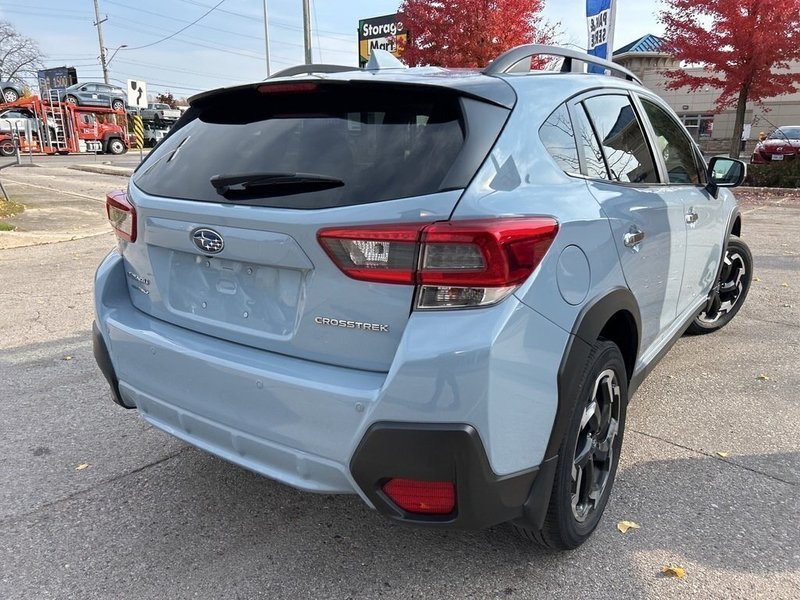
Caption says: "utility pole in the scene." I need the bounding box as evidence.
[262,0,271,76]
[92,0,110,84]
[302,0,312,64]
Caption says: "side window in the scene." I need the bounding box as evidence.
[83,84,97,92]
[539,104,581,175]
[583,95,658,184]
[572,105,610,180]
[640,98,703,185]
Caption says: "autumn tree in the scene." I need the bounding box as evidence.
[0,21,44,82]
[660,0,800,158]
[155,92,177,108]
[398,0,556,68]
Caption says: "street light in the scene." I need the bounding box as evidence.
[107,44,128,68]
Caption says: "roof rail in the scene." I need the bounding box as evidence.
[483,44,642,84]
[268,64,360,79]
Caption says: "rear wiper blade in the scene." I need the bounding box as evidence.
[210,172,344,196]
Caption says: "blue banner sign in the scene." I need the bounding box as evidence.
[586,0,617,73]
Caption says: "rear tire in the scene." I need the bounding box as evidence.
[686,237,752,335]
[3,87,19,103]
[513,340,628,550]
[0,138,15,156]
[111,99,125,111]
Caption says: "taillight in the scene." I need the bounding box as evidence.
[318,218,558,309]
[382,478,456,515]
[106,190,137,242]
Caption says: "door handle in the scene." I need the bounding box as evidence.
[623,229,645,248]
[686,210,699,224]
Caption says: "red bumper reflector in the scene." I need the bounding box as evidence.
[382,478,456,515]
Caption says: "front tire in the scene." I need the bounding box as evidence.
[111,99,125,111]
[106,138,126,155]
[514,340,628,550]
[686,236,752,335]
[64,95,78,105]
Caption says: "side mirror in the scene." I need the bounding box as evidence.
[706,156,746,198]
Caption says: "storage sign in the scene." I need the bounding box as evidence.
[358,14,408,67]
[586,0,617,74]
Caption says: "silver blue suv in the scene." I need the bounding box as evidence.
[93,46,751,549]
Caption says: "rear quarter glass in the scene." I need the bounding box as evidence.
[132,82,510,209]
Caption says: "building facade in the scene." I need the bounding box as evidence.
[613,35,800,154]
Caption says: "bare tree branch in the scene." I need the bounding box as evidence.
[0,21,44,83]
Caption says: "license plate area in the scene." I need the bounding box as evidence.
[167,251,303,337]
[772,154,784,161]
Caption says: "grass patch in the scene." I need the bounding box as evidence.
[0,197,25,218]
[0,221,15,231]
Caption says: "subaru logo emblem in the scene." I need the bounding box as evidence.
[192,228,224,254]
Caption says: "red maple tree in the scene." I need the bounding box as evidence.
[660,0,800,157]
[398,0,555,69]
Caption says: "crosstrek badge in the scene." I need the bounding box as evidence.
[314,316,389,333]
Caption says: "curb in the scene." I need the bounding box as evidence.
[737,186,800,194]
[69,164,134,177]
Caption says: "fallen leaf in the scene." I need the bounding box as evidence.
[781,282,789,288]
[661,564,686,579]
[76,463,89,471]
[756,374,769,381]
[716,451,730,458]
[62,356,73,361]
[754,276,761,282]
[617,520,641,534]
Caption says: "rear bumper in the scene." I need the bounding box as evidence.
[94,249,569,524]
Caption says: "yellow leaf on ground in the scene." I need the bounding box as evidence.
[76,463,89,471]
[617,520,641,534]
[754,277,761,282]
[756,374,769,381]
[716,451,730,458]
[62,356,73,361]
[661,564,686,579]
[781,282,789,288]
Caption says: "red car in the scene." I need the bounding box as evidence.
[751,126,800,163]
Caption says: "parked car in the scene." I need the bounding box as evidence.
[1,80,25,103]
[93,46,751,550]
[58,82,127,111]
[140,103,181,122]
[0,106,58,140]
[751,126,800,163]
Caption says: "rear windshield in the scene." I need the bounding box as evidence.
[133,83,472,209]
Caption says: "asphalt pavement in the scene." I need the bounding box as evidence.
[0,168,798,599]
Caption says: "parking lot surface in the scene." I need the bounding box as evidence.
[0,169,798,599]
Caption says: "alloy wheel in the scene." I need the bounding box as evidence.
[697,249,746,324]
[571,368,621,523]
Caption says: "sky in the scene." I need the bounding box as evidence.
[1,0,666,100]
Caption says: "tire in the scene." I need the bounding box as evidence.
[3,87,19,103]
[64,95,78,105]
[106,138,126,155]
[111,99,125,111]
[686,236,752,335]
[0,139,15,156]
[513,340,628,550]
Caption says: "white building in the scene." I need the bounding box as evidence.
[613,34,800,153]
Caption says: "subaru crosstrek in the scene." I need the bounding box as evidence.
[94,46,751,549]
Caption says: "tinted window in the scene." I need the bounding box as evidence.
[583,95,658,184]
[640,98,702,184]
[134,84,475,209]
[539,104,580,174]
[572,104,609,180]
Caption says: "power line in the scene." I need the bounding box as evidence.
[123,0,228,50]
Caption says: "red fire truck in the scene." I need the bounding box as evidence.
[0,92,130,156]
